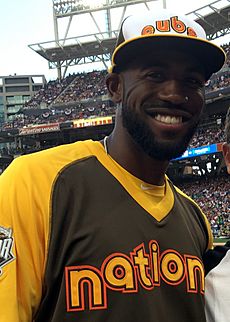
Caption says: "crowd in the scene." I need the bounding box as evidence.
[23,70,108,109]
[205,70,230,94]
[2,100,115,130]
[222,42,230,67]
[24,73,77,108]
[189,124,225,148]
[179,175,229,238]
[54,70,108,104]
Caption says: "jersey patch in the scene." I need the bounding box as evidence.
[0,226,15,275]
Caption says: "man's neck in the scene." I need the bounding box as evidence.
[102,132,169,186]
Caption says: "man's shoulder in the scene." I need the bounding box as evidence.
[0,140,101,183]
[11,140,97,166]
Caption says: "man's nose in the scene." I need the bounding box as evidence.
[158,80,188,105]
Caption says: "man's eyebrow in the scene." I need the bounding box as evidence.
[143,62,205,75]
[185,65,205,74]
[184,68,206,81]
[140,62,167,69]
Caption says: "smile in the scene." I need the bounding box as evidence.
[145,107,192,125]
[154,114,182,124]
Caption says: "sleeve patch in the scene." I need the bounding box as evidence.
[0,226,15,275]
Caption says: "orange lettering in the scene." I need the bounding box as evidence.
[187,27,197,37]
[171,16,186,33]
[65,265,107,311]
[156,20,170,32]
[185,256,204,294]
[131,244,153,290]
[160,250,186,285]
[142,25,155,35]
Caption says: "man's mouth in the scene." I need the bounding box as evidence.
[145,108,192,125]
[154,114,182,124]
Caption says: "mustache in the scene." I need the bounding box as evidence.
[141,100,183,109]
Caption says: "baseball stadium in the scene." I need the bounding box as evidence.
[0,0,229,247]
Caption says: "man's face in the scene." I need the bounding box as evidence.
[119,49,206,161]
[223,143,230,174]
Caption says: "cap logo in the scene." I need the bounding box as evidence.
[141,16,197,37]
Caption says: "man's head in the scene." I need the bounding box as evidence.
[109,9,226,80]
[223,107,230,174]
[106,9,226,161]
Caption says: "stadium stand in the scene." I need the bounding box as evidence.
[178,175,229,239]
[189,123,225,148]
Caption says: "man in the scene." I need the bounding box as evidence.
[0,9,226,322]
[223,107,230,174]
[204,106,230,322]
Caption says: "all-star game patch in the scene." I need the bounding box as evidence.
[0,226,15,275]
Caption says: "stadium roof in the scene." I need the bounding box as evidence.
[29,34,117,68]
[186,1,230,39]
[28,0,230,78]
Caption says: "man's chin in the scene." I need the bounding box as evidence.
[121,107,196,161]
[141,140,190,161]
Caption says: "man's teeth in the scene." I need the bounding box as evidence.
[154,114,182,124]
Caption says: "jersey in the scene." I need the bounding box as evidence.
[0,140,212,322]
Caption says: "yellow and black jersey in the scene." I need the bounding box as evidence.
[0,140,212,322]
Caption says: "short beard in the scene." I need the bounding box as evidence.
[121,103,200,161]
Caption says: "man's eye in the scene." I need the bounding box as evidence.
[146,72,164,81]
[186,78,204,88]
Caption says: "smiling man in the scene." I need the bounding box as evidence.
[0,9,226,322]
[108,50,206,165]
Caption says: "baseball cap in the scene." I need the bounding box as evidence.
[109,9,226,80]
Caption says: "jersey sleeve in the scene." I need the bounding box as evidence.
[0,141,97,321]
[174,184,213,251]
[0,156,50,321]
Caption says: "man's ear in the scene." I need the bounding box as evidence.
[106,73,123,103]
[223,142,230,174]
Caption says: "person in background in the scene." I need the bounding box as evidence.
[0,9,226,322]
[223,107,230,174]
[204,106,230,322]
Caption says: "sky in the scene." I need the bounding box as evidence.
[0,0,229,81]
